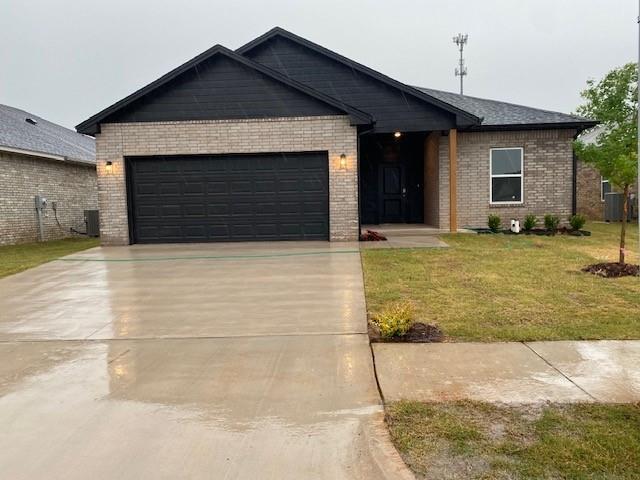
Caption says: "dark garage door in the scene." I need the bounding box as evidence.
[127,152,329,243]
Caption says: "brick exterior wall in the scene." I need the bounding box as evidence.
[0,151,97,245]
[96,116,358,245]
[438,129,576,230]
[576,160,638,220]
[576,161,603,220]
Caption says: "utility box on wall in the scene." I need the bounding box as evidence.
[84,210,100,237]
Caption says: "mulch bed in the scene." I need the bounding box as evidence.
[474,228,591,236]
[360,230,387,241]
[582,262,639,278]
[368,322,444,343]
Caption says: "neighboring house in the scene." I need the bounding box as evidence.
[0,105,97,245]
[77,27,596,245]
[575,125,637,220]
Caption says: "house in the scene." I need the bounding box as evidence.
[575,125,639,220]
[0,105,97,245]
[76,27,596,245]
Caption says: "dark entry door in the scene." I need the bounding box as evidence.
[127,152,329,243]
[378,164,406,223]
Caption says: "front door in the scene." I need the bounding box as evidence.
[378,164,406,223]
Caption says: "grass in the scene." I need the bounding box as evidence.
[0,237,99,279]
[361,222,640,342]
[386,400,640,480]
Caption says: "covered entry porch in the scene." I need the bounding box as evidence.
[358,129,459,232]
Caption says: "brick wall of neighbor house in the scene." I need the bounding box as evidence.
[576,161,604,220]
[438,129,576,230]
[96,115,359,245]
[0,151,97,245]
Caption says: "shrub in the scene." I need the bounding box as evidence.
[569,214,586,231]
[372,301,415,338]
[544,214,560,232]
[487,214,501,233]
[523,214,537,231]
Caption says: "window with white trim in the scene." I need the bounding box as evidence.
[490,148,523,204]
[601,177,611,202]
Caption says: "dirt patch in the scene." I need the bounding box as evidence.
[369,321,444,343]
[582,262,639,278]
[360,230,387,241]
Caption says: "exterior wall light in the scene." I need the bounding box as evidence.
[339,153,347,170]
[105,161,113,174]
[394,131,402,138]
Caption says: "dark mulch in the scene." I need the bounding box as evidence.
[582,262,640,278]
[368,322,444,343]
[360,230,387,241]
[475,227,592,237]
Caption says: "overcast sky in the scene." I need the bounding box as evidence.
[0,0,636,129]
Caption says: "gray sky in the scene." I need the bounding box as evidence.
[1,0,636,129]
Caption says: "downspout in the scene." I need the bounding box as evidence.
[572,130,580,216]
[572,150,578,216]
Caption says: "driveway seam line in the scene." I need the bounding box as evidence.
[0,331,370,344]
[522,341,599,401]
[369,343,386,404]
[55,249,361,263]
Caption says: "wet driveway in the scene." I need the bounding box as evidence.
[0,242,412,480]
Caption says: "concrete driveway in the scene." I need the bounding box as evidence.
[0,242,412,480]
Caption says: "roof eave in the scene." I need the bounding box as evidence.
[0,144,95,166]
[466,120,599,133]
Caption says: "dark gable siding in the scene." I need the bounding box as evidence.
[104,55,343,124]
[243,36,456,133]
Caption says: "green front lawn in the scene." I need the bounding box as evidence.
[386,400,640,480]
[361,223,639,342]
[0,237,99,279]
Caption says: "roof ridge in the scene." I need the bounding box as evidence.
[237,27,481,126]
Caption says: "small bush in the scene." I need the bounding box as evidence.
[372,301,415,338]
[487,214,501,233]
[523,214,537,231]
[544,214,560,232]
[569,214,586,231]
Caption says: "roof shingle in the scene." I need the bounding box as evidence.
[415,87,594,128]
[0,104,95,164]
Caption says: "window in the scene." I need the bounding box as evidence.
[490,148,523,204]
[601,177,611,202]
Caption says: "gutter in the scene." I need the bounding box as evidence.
[0,145,96,167]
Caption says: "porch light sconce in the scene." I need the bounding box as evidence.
[105,161,113,174]
[394,131,402,139]
[339,153,347,170]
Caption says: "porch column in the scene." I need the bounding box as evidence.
[448,128,458,232]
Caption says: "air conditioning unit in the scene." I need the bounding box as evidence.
[84,210,100,237]
[604,193,637,222]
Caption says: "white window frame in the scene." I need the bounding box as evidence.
[489,147,524,205]
[600,176,610,202]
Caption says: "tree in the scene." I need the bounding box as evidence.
[574,63,638,264]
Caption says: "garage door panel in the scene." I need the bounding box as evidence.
[161,205,182,217]
[207,182,228,194]
[230,180,252,193]
[128,152,329,243]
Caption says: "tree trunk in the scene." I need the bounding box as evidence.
[619,184,629,264]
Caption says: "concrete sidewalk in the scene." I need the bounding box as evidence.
[373,340,640,403]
